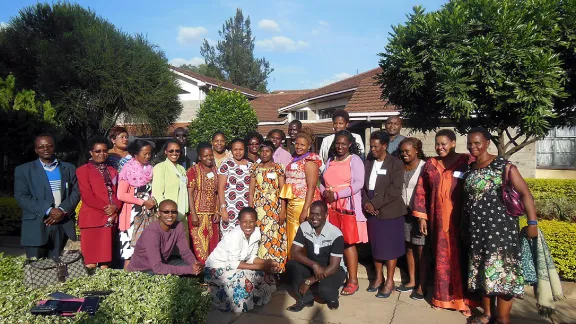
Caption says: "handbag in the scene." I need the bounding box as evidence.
[23,250,88,289]
[502,162,525,216]
[328,186,359,244]
[131,205,157,247]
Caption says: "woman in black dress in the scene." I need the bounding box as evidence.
[463,127,538,324]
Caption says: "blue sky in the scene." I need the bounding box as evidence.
[0,0,447,91]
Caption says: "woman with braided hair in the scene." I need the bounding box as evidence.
[280,127,322,258]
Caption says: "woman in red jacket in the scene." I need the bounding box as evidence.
[77,136,123,269]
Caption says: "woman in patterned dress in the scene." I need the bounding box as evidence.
[412,129,475,316]
[248,141,287,272]
[205,207,280,312]
[117,139,156,267]
[280,127,322,258]
[464,127,538,324]
[187,142,220,263]
[217,138,252,237]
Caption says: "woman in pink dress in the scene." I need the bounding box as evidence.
[320,130,367,296]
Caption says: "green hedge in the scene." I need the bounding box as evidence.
[519,218,576,281]
[0,197,21,235]
[0,254,212,323]
[525,178,576,200]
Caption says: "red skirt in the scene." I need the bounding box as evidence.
[80,226,114,264]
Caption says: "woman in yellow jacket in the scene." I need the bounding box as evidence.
[152,139,190,238]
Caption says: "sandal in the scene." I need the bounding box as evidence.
[340,282,359,296]
[467,314,490,324]
[396,284,415,292]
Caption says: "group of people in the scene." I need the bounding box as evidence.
[14,109,539,324]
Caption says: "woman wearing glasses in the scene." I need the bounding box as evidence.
[127,199,204,275]
[77,136,123,269]
[152,139,190,240]
[245,132,264,163]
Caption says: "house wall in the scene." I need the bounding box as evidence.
[535,169,576,179]
[174,76,206,123]
[287,96,351,122]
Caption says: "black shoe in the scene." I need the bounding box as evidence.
[327,300,339,310]
[286,300,314,312]
[396,284,415,293]
[409,291,425,300]
[366,282,383,292]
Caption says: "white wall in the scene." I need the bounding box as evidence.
[286,96,351,122]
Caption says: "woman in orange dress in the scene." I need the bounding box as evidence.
[412,129,475,316]
[187,142,219,263]
[248,141,286,272]
[280,127,322,258]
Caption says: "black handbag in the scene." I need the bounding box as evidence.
[23,250,88,289]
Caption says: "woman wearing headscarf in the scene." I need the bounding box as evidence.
[320,130,366,296]
[117,139,156,266]
[412,129,475,316]
[280,127,322,258]
[248,140,287,272]
[77,136,123,269]
[152,139,189,240]
[218,138,252,237]
[187,142,220,263]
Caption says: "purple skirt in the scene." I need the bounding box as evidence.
[367,215,406,261]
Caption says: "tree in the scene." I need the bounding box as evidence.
[200,9,273,93]
[0,3,182,163]
[377,0,576,158]
[188,88,258,147]
[0,74,58,177]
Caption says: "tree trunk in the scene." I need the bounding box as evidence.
[493,127,540,159]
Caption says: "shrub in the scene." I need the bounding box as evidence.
[519,218,576,281]
[534,198,576,222]
[0,197,22,235]
[525,179,576,200]
[0,254,212,323]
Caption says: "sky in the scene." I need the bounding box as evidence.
[0,0,447,91]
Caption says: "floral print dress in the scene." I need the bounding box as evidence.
[463,156,524,297]
[218,158,253,237]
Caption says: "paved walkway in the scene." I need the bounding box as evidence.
[1,236,574,323]
[207,278,576,324]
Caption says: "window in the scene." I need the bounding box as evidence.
[293,110,308,121]
[537,127,576,168]
[318,106,345,120]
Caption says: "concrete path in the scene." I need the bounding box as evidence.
[207,278,576,324]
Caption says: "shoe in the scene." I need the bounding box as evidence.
[286,300,314,312]
[327,300,339,310]
[410,291,425,300]
[375,286,394,298]
[396,284,415,293]
[366,282,383,292]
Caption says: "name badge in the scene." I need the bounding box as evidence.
[206,172,214,179]
[266,172,276,179]
[453,171,464,179]
[291,163,298,170]
[239,165,248,170]
[377,169,387,175]
[112,176,118,185]
[314,244,320,255]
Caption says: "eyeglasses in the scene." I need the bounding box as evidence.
[160,210,178,215]
[167,149,181,153]
[91,150,108,154]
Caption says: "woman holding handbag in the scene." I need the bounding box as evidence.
[362,131,406,298]
[117,139,156,267]
[320,130,366,296]
[464,127,537,324]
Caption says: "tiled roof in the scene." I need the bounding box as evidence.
[303,122,334,136]
[278,68,384,111]
[251,91,311,122]
[346,73,398,113]
[257,124,287,137]
[170,66,261,97]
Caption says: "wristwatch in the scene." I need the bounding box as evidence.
[220,204,227,210]
[304,279,312,286]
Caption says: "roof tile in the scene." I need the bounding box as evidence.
[170,66,261,97]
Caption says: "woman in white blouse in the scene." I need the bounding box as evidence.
[205,207,280,313]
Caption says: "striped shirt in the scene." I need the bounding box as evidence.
[41,159,62,212]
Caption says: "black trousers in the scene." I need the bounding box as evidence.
[286,260,346,303]
[25,224,68,259]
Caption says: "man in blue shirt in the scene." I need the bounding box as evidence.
[14,134,80,258]
[385,116,406,156]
